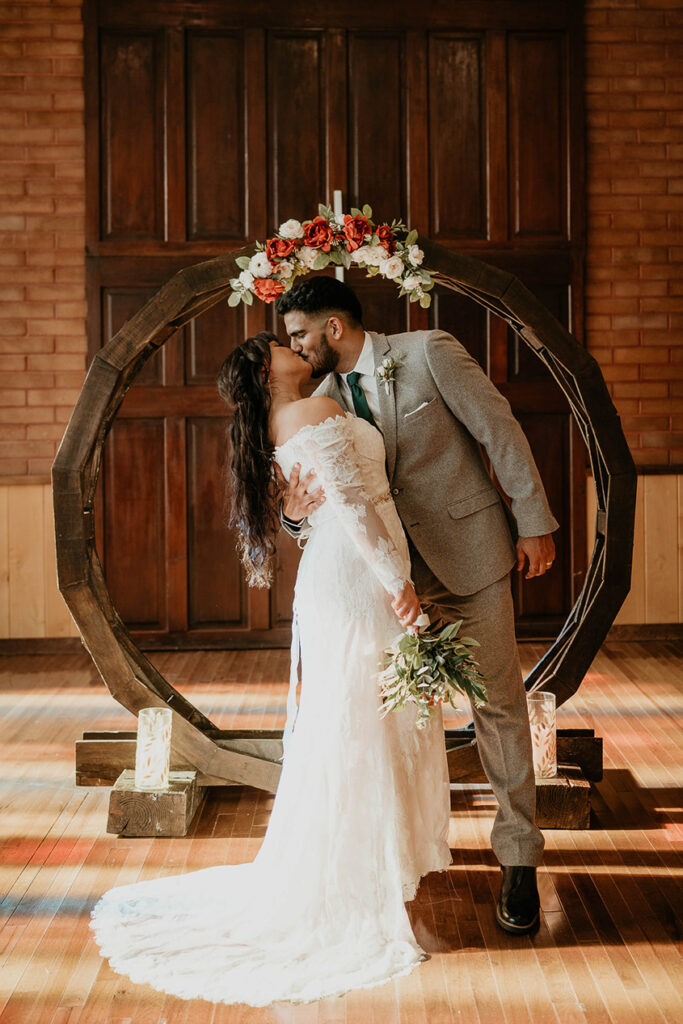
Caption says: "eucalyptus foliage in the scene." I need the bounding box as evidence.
[378,620,488,729]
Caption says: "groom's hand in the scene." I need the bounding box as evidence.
[275,462,326,522]
[392,582,421,628]
[515,533,556,579]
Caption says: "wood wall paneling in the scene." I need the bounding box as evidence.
[8,485,44,638]
[643,475,679,624]
[429,34,486,240]
[100,30,165,240]
[186,418,247,630]
[186,31,246,241]
[268,32,326,232]
[103,420,167,630]
[508,32,567,240]
[348,33,405,223]
[512,412,571,627]
[185,298,244,386]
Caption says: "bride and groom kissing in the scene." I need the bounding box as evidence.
[89,273,559,1006]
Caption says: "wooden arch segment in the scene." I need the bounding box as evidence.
[53,238,636,788]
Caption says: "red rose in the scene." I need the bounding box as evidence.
[265,236,297,262]
[342,214,371,252]
[375,223,396,254]
[253,277,285,303]
[302,215,336,251]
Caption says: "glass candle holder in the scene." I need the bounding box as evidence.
[134,707,172,790]
[527,691,557,779]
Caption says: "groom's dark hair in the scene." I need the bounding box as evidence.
[275,275,364,327]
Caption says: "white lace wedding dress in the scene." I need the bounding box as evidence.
[89,412,452,1006]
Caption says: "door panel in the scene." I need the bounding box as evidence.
[99,31,165,240]
[103,418,167,629]
[429,34,486,240]
[347,33,405,223]
[186,31,246,241]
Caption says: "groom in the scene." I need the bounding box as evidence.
[275,276,559,935]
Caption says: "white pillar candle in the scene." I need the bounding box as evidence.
[134,707,173,790]
[527,691,557,779]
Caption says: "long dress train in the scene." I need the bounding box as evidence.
[89,412,452,1005]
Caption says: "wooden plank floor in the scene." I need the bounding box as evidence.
[0,641,681,1023]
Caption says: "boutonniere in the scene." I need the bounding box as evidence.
[376,351,404,394]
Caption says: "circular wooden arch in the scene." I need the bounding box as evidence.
[53,236,636,788]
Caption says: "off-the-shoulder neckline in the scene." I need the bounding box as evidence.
[273,412,351,453]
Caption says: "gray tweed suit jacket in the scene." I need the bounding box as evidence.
[296,329,559,596]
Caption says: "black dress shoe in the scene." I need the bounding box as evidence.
[495,865,540,934]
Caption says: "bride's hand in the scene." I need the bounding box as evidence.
[391,582,421,629]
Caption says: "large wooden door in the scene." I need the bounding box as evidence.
[85,0,585,646]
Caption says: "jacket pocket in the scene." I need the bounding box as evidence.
[403,396,437,419]
[447,488,500,520]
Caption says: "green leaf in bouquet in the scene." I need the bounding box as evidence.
[227,291,242,307]
[236,256,252,270]
[312,252,330,271]
[405,229,418,246]
[362,203,373,219]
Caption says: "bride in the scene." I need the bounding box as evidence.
[89,330,452,1006]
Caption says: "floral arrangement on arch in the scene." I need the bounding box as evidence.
[228,203,435,308]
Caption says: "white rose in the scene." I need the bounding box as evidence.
[407,244,424,266]
[363,245,387,267]
[297,246,319,269]
[238,269,255,289]
[350,245,370,264]
[248,252,274,278]
[403,274,421,291]
[379,255,404,280]
[277,259,294,279]
[278,218,304,239]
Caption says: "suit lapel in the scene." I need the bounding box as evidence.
[369,330,398,481]
[315,371,349,411]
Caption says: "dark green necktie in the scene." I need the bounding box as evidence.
[346,371,377,427]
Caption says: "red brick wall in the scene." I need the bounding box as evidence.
[0,1,681,474]
[585,0,683,468]
[0,0,86,476]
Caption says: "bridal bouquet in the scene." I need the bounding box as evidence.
[377,619,488,729]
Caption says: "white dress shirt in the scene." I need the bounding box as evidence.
[338,331,382,430]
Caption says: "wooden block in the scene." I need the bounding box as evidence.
[535,765,591,829]
[107,769,206,837]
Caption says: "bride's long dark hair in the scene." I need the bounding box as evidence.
[217,331,279,588]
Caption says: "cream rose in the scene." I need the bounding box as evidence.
[403,274,421,291]
[238,269,255,289]
[379,255,405,279]
[297,246,319,269]
[407,244,424,267]
[278,218,304,239]
[276,259,295,279]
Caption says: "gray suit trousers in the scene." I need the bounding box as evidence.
[409,539,545,867]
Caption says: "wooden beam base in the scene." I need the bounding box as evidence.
[107,769,207,837]
[535,764,591,829]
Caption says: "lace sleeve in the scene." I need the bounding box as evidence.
[297,416,409,598]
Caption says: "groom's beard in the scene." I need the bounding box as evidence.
[305,331,339,378]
